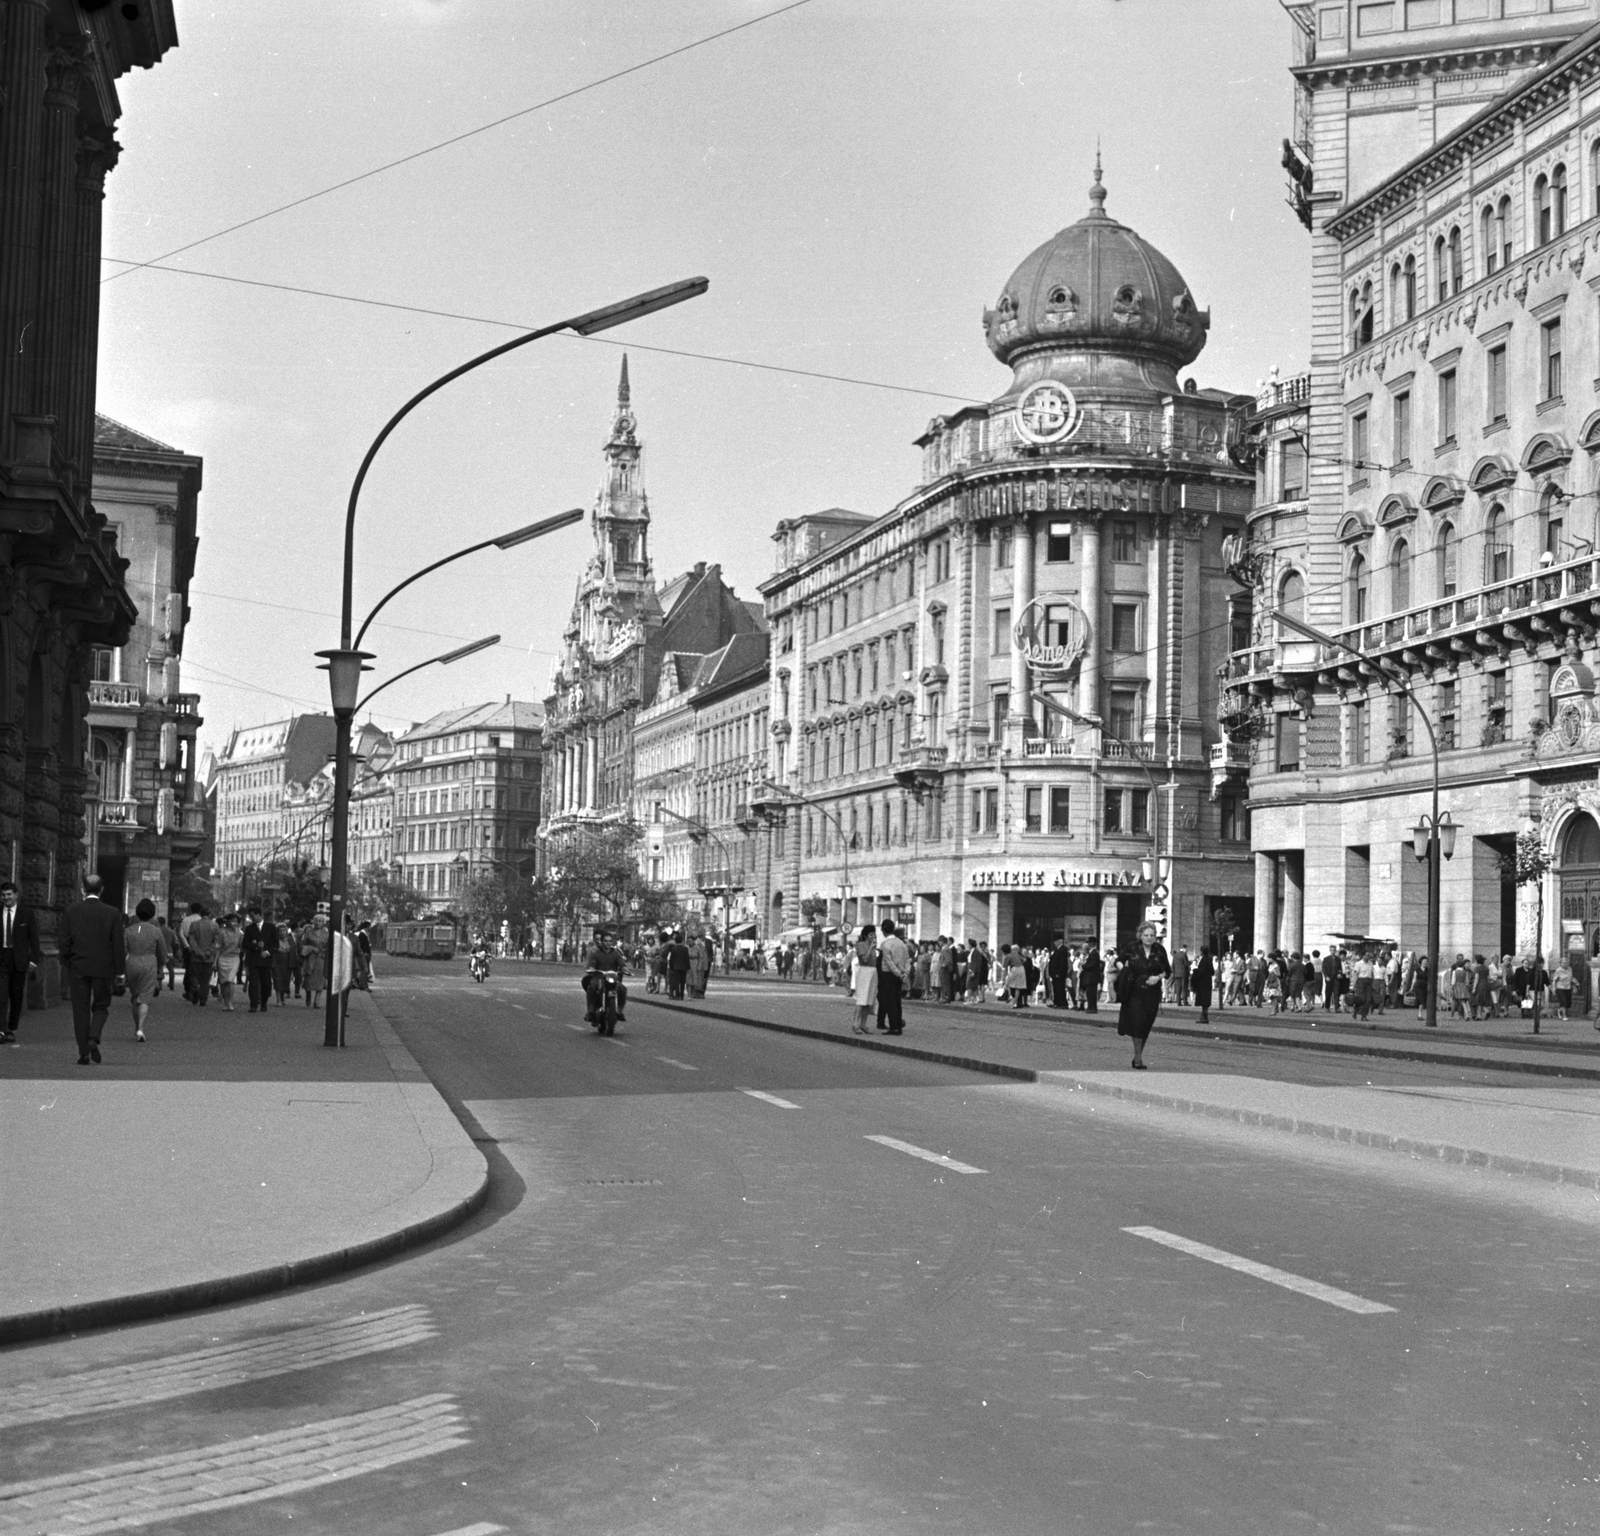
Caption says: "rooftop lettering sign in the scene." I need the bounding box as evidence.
[969,866,1144,890]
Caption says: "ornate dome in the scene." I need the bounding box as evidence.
[983,160,1210,376]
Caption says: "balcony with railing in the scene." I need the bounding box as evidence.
[1222,550,1600,710]
[88,680,141,710]
[97,799,141,829]
[169,693,201,717]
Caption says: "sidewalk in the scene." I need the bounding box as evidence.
[0,987,487,1348]
[634,975,1600,1191]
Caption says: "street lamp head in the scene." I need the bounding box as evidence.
[493,507,585,550]
[1439,812,1458,860]
[1140,856,1155,884]
[1411,822,1430,862]
[567,278,710,336]
[439,634,500,665]
[316,648,375,716]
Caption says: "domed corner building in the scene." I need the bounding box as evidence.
[757,165,1259,962]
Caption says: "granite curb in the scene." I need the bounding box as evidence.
[0,992,489,1350]
[1038,1073,1600,1191]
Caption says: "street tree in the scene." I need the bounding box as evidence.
[1501,825,1553,1033]
[349,861,428,924]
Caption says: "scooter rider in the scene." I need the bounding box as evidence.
[582,927,629,1023]
[470,938,490,979]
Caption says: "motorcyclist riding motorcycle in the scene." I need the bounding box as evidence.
[582,928,629,1024]
[469,939,490,982]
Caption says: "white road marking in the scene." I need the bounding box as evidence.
[865,1134,985,1174]
[510,1004,525,1011]
[0,1305,436,1428]
[0,1394,467,1534]
[600,1036,630,1046]
[655,1056,699,1071]
[738,1088,799,1108]
[426,1525,506,1536]
[1122,1226,1398,1315]
[562,1022,587,1032]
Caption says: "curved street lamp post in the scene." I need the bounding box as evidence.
[318,278,708,1045]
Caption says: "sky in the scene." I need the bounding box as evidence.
[98,0,1309,756]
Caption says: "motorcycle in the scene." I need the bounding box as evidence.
[590,969,621,1035]
[470,952,490,984]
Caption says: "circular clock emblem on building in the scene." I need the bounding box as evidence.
[1014,380,1082,445]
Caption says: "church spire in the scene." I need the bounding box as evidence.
[618,352,630,406]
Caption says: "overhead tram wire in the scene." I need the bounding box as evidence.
[99,0,816,289]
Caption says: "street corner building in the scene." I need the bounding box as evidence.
[759,163,1256,955]
[541,359,767,866]
[0,2,180,998]
[1224,0,1600,1003]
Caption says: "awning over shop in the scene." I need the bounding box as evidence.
[727,921,758,938]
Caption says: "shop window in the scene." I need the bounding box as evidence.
[1049,786,1071,833]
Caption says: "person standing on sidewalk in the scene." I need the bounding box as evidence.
[1047,939,1071,1008]
[215,914,242,1010]
[1192,946,1215,1024]
[299,915,327,1010]
[123,899,169,1044]
[876,918,910,1034]
[1171,945,1190,1006]
[850,923,879,1034]
[1321,948,1344,1012]
[1117,922,1171,1070]
[1080,946,1103,1012]
[0,880,42,1045]
[58,874,125,1065]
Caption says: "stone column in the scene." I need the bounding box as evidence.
[1009,516,1034,732]
[30,43,85,435]
[1280,853,1304,953]
[65,128,117,492]
[1254,851,1276,953]
[1079,515,1102,719]
[0,0,48,450]
[586,730,599,808]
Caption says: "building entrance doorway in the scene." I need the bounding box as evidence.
[1013,892,1103,952]
[1557,812,1600,1015]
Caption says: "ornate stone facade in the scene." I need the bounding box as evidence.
[0,3,179,998]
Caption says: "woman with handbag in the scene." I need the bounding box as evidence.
[850,923,879,1034]
[1117,923,1172,1070]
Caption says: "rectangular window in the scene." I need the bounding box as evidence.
[1103,788,1123,833]
[1390,696,1411,759]
[1486,669,1507,743]
[971,788,984,834]
[1046,521,1072,561]
[1393,390,1411,463]
[1049,786,1071,833]
[992,689,1009,737]
[995,527,1013,568]
[1488,344,1508,423]
[1280,438,1306,500]
[983,787,999,832]
[1439,680,1458,751]
[1439,368,1457,445]
[1543,317,1563,401]
[1111,520,1137,561]
[994,606,1011,654]
[1108,687,1138,741]
[1349,698,1368,765]
[1110,603,1139,654]
[1350,411,1369,469]
[1219,795,1247,843]
[1025,786,1042,833]
[1130,789,1150,836]
[1276,712,1300,772]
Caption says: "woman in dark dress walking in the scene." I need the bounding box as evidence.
[1117,922,1171,1069]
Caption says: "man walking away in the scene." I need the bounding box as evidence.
[1047,939,1070,1008]
[877,918,910,1034]
[1322,948,1344,1012]
[1172,945,1191,1006]
[186,905,219,1007]
[59,874,125,1064]
[1,880,42,1044]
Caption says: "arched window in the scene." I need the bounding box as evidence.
[1536,172,1552,244]
[1388,264,1401,323]
[1436,520,1458,598]
[1279,569,1306,625]
[1359,281,1373,344]
[1563,812,1600,867]
[1553,163,1568,238]
[1390,537,1412,612]
[1348,552,1371,625]
[1592,140,1600,223]
[1434,235,1448,303]
[1485,503,1510,584]
[1497,196,1512,268]
[1448,226,1462,294]
[1482,204,1498,275]
[1403,254,1416,319]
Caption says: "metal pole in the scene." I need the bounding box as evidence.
[324,711,351,1047]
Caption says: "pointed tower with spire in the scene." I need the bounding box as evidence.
[591,354,652,592]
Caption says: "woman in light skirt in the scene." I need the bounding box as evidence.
[122,898,169,1043]
[851,923,879,1033]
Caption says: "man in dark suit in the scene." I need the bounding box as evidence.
[0,879,43,1044]
[58,873,125,1064]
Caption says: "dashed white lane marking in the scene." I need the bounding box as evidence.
[534,1011,552,1019]
[865,1134,985,1174]
[600,1036,630,1047]
[510,1003,525,1011]
[1122,1227,1398,1315]
[0,1305,436,1429]
[427,1524,506,1536]
[562,1022,587,1032]
[738,1088,799,1108]
[0,1394,467,1534]
[655,1056,699,1071]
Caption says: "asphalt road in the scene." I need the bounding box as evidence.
[3,957,1596,1535]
